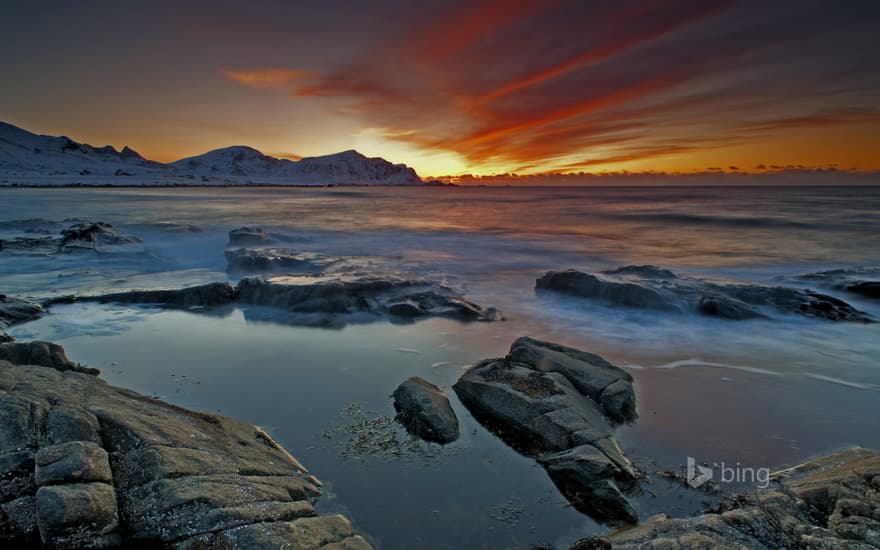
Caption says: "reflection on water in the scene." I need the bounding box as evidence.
[2,185,880,548]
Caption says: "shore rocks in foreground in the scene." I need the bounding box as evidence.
[454,337,639,523]
[0,347,371,549]
[607,447,880,549]
[392,377,459,444]
[537,266,872,322]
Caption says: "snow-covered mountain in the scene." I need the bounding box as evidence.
[0,121,166,178]
[0,121,424,186]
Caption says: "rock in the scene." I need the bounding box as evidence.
[453,337,638,523]
[226,248,337,273]
[35,441,112,486]
[228,226,267,246]
[236,276,501,325]
[0,349,372,548]
[789,267,880,300]
[82,282,238,308]
[537,266,873,322]
[608,447,880,549]
[35,482,120,547]
[0,296,43,330]
[73,277,500,328]
[59,222,142,253]
[0,341,98,375]
[392,377,459,444]
[0,236,58,256]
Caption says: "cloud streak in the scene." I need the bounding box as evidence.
[221,0,880,174]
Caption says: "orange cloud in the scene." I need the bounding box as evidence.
[221,68,315,89]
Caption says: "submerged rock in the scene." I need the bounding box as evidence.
[0,346,372,549]
[537,266,872,322]
[392,377,459,444]
[225,248,337,274]
[607,447,880,549]
[59,222,143,253]
[454,337,638,523]
[789,267,880,300]
[228,226,267,246]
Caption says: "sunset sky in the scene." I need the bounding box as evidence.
[2,0,879,177]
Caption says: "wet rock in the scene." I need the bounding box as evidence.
[0,296,44,343]
[608,447,880,549]
[228,226,267,246]
[454,337,638,523]
[392,377,459,444]
[0,341,98,375]
[82,282,237,308]
[537,266,872,322]
[0,348,372,548]
[790,267,880,300]
[59,222,143,253]
[226,248,337,273]
[0,236,58,256]
[237,276,501,324]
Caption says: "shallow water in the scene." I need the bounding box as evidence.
[2,185,880,548]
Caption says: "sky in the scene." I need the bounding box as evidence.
[1,0,879,178]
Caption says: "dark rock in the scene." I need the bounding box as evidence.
[454,337,638,523]
[392,377,459,444]
[536,270,676,310]
[789,267,880,300]
[609,447,880,549]
[537,266,872,322]
[846,281,880,299]
[228,226,267,246]
[236,276,501,324]
[225,248,336,273]
[569,536,612,550]
[35,482,120,547]
[82,282,237,308]
[0,341,98,375]
[0,348,372,549]
[59,222,142,253]
[0,296,44,330]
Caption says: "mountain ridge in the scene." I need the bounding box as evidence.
[0,121,424,186]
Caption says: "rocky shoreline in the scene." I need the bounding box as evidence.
[3,219,879,548]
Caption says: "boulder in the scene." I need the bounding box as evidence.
[392,377,459,444]
[606,447,880,549]
[537,266,872,322]
[454,337,638,523]
[0,341,97,375]
[0,349,372,549]
[59,222,142,253]
[228,226,267,246]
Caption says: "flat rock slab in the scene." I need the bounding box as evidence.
[226,248,339,274]
[0,220,142,256]
[537,265,872,322]
[0,296,44,343]
[607,447,880,549]
[454,337,638,523]
[392,377,459,444]
[71,277,501,327]
[787,267,880,300]
[0,347,372,549]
